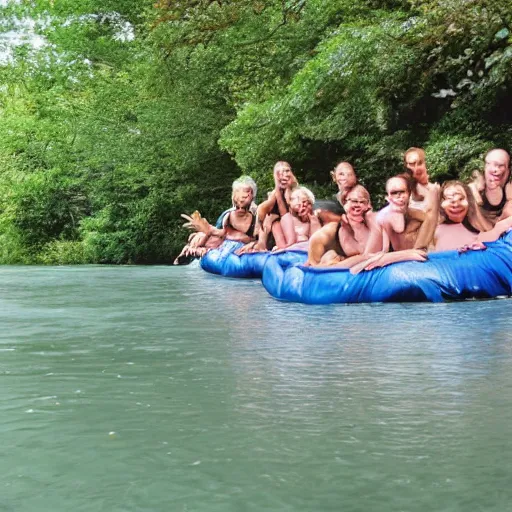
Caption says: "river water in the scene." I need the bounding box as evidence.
[1,264,512,511]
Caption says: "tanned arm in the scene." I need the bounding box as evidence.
[306,222,339,266]
[257,192,277,222]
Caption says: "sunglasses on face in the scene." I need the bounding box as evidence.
[443,194,465,203]
[388,189,407,197]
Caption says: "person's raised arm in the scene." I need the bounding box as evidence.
[309,213,322,236]
[362,211,386,254]
[257,192,277,222]
[468,181,484,204]
[274,186,288,217]
[413,184,440,250]
[181,211,225,238]
[412,212,433,250]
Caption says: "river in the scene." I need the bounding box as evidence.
[1,264,512,511]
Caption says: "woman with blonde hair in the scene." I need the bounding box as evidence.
[175,176,259,262]
[278,186,322,250]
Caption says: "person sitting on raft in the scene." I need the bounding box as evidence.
[377,173,439,251]
[276,186,322,251]
[306,185,383,267]
[316,161,359,225]
[239,186,321,254]
[333,161,358,205]
[434,180,512,252]
[352,175,512,272]
[174,214,230,264]
[469,148,512,226]
[174,177,258,263]
[403,147,438,210]
[346,173,440,272]
[248,161,298,251]
[178,176,259,256]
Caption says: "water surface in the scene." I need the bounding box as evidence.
[1,264,512,511]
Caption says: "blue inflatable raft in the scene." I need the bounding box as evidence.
[200,240,307,278]
[262,232,512,303]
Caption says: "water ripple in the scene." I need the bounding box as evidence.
[1,265,512,510]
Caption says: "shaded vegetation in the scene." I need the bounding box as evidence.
[0,0,511,263]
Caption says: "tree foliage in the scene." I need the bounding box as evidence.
[0,0,511,263]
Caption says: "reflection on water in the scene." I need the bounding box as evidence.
[1,264,512,511]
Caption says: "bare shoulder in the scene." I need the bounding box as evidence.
[407,207,425,222]
[376,206,390,224]
[309,222,338,248]
[320,221,340,235]
[364,210,380,227]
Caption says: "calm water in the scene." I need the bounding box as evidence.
[1,264,512,512]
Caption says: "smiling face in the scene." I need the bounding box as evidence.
[404,149,429,186]
[441,184,469,223]
[386,176,410,211]
[273,162,295,189]
[484,149,510,190]
[331,163,357,191]
[344,186,370,223]
[290,188,313,219]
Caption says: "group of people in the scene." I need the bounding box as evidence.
[175,147,512,273]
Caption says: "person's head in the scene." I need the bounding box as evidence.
[289,186,315,219]
[273,161,296,189]
[404,147,429,186]
[232,176,257,212]
[484,149,510,190]
[439,181,476,224]
[343,185,371,223]
[331,161,357,192]
[385,174,411,211]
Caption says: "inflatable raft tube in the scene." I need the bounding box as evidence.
[262,233,512,304]
[200,240,307,278]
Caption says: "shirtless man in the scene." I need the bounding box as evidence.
[377,174,438,251]
[306,185,383,267]
[469,148,512,225]
[349,174,438,272]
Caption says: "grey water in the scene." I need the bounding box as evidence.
[1,264,512,512]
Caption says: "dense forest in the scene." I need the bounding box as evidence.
[0,0,511,264]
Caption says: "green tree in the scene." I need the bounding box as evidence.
[0,0,510,263]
